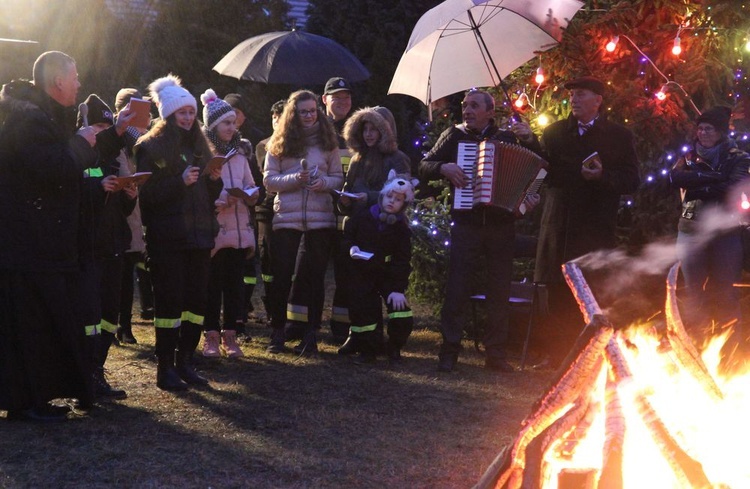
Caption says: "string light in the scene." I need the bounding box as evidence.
[535,67,545,85]
[672,36,682,55]
[514,92,528,108]
[655,85,668,100]
[605,36,619,52]
[537,114,550,127]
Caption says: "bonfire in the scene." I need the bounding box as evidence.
[476,262,749,489]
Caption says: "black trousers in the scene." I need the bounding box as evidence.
[269,228,334,331]
[206,247,246,332]
[120,251,153,323]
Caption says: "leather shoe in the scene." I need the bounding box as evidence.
[437,353,457,372]
[485,358,516,372]
[7,405,70,423]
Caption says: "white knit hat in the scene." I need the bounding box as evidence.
[200,89,235,131]
[148,74,196,120]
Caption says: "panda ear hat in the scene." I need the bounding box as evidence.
[379,169,419,204]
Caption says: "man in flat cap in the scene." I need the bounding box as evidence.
[533,76,640,367]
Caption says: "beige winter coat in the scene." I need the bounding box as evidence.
[264,144,343,231]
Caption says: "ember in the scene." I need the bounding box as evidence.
[476,262,749,489]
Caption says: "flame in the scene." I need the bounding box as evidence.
[538,326,750,488]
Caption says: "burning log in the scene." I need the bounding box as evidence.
[663,263,723,401]
[597,376,626,489]
[605,334,713,488]
[477,262,613,489]
[477,261,728,489]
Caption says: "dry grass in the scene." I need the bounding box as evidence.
[0,297,553,489]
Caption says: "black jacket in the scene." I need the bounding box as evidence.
[135,123,222,252]
[0,80,98,272]
[670,139,750,227]
[535,114,640,282]
[342,204,412,294]
[419,120,542,223]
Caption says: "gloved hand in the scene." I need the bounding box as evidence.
[350,246,362,259]
[387,292,408,311]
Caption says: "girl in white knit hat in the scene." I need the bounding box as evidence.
[134,75,223,391]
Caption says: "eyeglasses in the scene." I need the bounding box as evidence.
[696,125,716,133]
[297,109,317,117]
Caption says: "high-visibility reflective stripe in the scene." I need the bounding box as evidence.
[155,317,180,329]
[331,306,349,323]
[101,319,118,333]
[388,310,413,319]
[385,255,392,262]
[262,274,273,283]
[287,303,308,322]
[243,276,257,285]
[337,215,346,231]
[84,324,101,336]
[181,310,204,326]
[84,167,104,178]
[136,261,148,271]
[340,156,351,173]
[350,323,377,333]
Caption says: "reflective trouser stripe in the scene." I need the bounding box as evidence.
[287,304,307,322]
[331,306,350,323]
[385,255,392,263]
[262,274,273,283]
[181,310,204,326]
[350,323,377,333]
[388,310,413,319]
[155,317,180,329]
[136,261,148,271]
[243,276,257,285]
[337,215,346,231]
[84,324,101,336]
[101,319,118,334]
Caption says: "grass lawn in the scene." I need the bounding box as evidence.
[0,295,553,488]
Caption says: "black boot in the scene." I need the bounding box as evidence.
[155,328,188,391]
[116,314,138,344]
[93,331,127,398]
[437,342,461,372]
[354,332,377,364]
[267,327,288,353]
[176,322,209,386]
[337,330,359,355]
[293,326,318,356]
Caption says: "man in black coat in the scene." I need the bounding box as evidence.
[0,51,133,421]
[533,76,640,365]
[420,89,541,373]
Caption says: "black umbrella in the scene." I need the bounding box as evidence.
[213,30,370,86]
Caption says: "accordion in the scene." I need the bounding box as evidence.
[452,140,547,215]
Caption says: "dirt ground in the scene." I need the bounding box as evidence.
[0,285,556,488]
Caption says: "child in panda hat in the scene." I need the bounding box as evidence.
[341,170,419,363]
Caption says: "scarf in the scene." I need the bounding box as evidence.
[206,127,241,156]
[302,122,321,148]
[695,138,734,169]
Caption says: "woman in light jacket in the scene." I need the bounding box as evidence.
[263,90,343,354]
[200,89,257,359]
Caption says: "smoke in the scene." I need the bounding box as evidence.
[569,205,744,324]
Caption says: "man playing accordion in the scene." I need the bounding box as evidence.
[420,89,542,373]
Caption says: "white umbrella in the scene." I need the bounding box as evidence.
[388,0,584,106]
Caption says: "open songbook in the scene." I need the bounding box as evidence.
[334,189,361,199]
[582,151,602,169]
[127,98,152,129]
[226,186,259,206]
[111,172,152,191]
[202,149,237,176]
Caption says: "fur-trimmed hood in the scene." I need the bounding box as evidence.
[343,107,397,155]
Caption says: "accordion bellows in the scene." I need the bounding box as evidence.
[453,141,547,215]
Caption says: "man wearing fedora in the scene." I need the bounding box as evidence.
[533,76,640,367]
